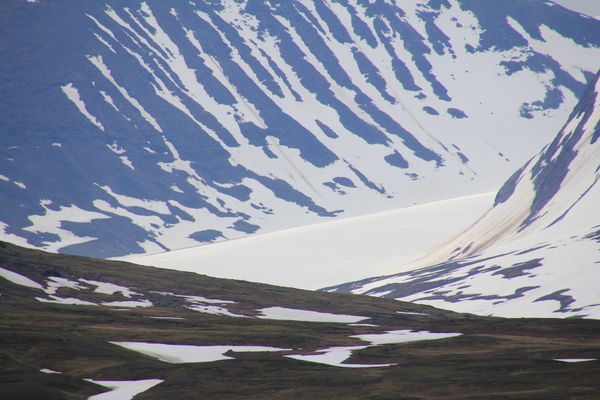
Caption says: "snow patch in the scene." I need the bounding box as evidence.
[0,267,43,289]
[110,342,290,363]
[61,83,104,131]
[86,379,163,400]
[36,296,97,306]
[40,368,62,374]
[287,346,393,368]
[101,299,153,308]
[257,307,367,323]
[79,279,138,297]
[352,330,462,345]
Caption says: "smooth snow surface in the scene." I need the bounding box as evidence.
[86,379,163,400]
[0,267,43,289]
[127,193,494,289]
[287,346,393,369]
[353,330,462,345]
[554,358,597,363]
[111,342,290,363]
[257,307,367,323]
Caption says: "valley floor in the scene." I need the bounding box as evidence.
[1,242,600,399]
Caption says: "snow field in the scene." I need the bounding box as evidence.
[127,192,494,289]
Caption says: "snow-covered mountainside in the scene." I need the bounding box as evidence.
[1,0,600,258]
[327,72,600,319]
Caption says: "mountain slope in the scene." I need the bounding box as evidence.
[2,241,600,399]
[1,0,600,257]
[327,72,600,319]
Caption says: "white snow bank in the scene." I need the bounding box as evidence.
[110,342,290,363]
[554,358,597,363]
[127,193,494,290]
[86,379,163,400]
[101,299,153,308]
[80,279,138,297]
[287,329,462,368]
[287,346,393,368]
[352,330,462,345]
[61,83,104,131]
[396,311,428,316]
[186,304,246,317]
[0,267,43,289]
[45,276,88,295]
[36,296,97,306]
[257,307,367,323]
[40,368,61,374]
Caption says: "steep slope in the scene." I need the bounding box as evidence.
[2,241,600,399]
[328,72,600,319]
[1,0,600,258]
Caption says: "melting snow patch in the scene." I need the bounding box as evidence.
[79,279,138,297]
[150,291,241,316]
[0,267,43,289]
[352,330,462,346]
[36,296,97,306]
[396,311,429,316]
[86,379,163,400]
[102,299,153,308]
[45,277,88,295]
[150,291,235,304]
[186,304,246,317]
[40,368,61,374]
[257,307,367,323]
[110,342,290,363]
[61,83,104,131]
[287,346,394,368]
[177,294,235,304]
[554,358,597,363]
[287,330,462,368]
